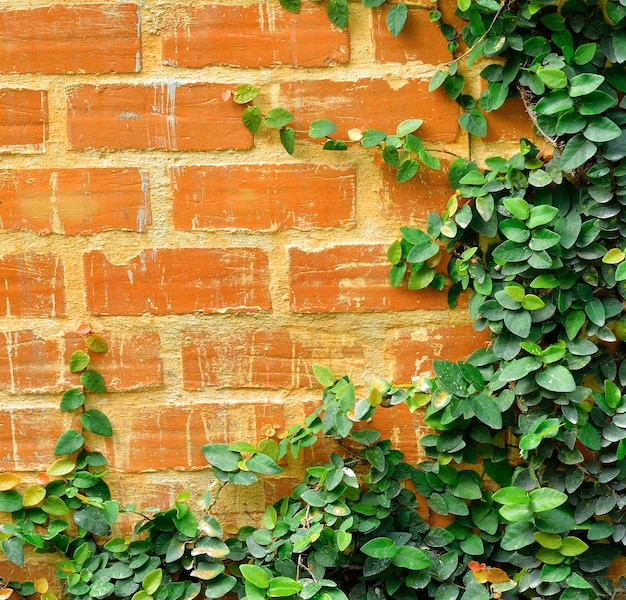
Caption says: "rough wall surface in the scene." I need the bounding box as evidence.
[0,0,529,582]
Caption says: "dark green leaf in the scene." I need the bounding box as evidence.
[279,127,295,154]
[560,134,597,170]
[386,3,408,36]
[327,0,349,29]
[60,388,86,411]
[80,370,106,393]
[309,119,337,138]
[81,409,113,437]
[54,429,85,456]
[459,108,487,136]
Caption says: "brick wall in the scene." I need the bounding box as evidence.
[0,0,523,579]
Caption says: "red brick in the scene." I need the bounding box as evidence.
[5,407,77,470]
[289,244,449,313]
[372,6,450,65]
[0,168,150,235]
[181,329,365,389]
[0,89,47,153]
[171,164,355,231]
[67,84,252,151]
[386,325,491,383]
[0,4,141,74]
[65,330,163,392]
[380,161,452,225]
[161,4,349,68]
[106,401,285,471]
[84,248,271,315]
[0,253,65,317]
[0,330,63,394]
[484,97,536,143]
[280,79,459,142]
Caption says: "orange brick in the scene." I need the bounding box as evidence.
[380,161,452,224]
[0,89,47,153]
[84,248,271,315]
[67,84,252,151]
[280,78,459,142]
[372,6,450,65]
[161,3,349,68]
[7,407,77,470]
[0,168,151,235]
[289,244,450,313]
[171,164,355,231]
[181,329,365,389]
[0,330,63,394]
[484,97,536,143]
[105,401,285,471]
[386,325,491,383]
[65,330,163,392]
[0,253,65,317]
[0,4,141,74]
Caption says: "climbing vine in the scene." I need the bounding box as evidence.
[2,1,626,600]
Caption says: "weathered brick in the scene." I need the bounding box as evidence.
[0,330,63,394]
[0,4,141,74]
[67,84,252,151]
[484,97,537,143]
[0,88,47,153]
[0,253,65,317]
[372,6,450,65]
[171,164,355,231]
[65,330,163,391]
[161,3,349,68]
[280,79,459,142]
[84,248,272,315]
[106,401,285,471]
[0,168,150,235]
[380,162,452,224]
[289,244,450,313]
[386,325,490,382]
[181,329,365,389]
[6,407,77,470]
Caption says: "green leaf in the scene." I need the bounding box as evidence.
[387,4,408,36]
[242,106,262,134]
[396,119,423,136]
[534,89,574,115]
[265,108,294,128]
[392,546,431,570]
[69,350,90,373]
[309,119,338,138]
[85,335,108,353]
[41,495,69,516]
[569,73,605,97]
[60,388,86,411]
[468,394,502,429]
[267,577,303,597]
[560,134,597,170]
[583,116,621,142]
[574,43,596,65]
[201,444,241,472]
[280,0,301,12]
[327,0,349,29]
[204,575,236,599]
[80,409,113,437]
[361,537,398,558]
[535,365,576,393]
[54,429,85,456]
[245,453,282,475]
[240,565,270,589]
[47,457,75,476]
[80,369,106,393]
[459,108,487,136]
[312,364,335,387]
[279,127,295,154]
[492,486,529,505]
[397,159,419,183]
[361,129,387,147]
[537,67,567,89]
[529,488,567,512]
[1,537,24,566]
[233,84,260,104]
[0,490,23,512]
[143,569,163,596]
[578,90,617,115]
[559,536,589,556]
[74,504,111,536]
